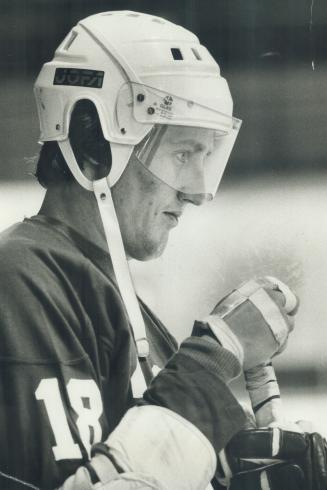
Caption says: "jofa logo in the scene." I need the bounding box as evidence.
[53,68,104,88]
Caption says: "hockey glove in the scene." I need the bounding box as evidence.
[198,276,298,370]
[217,427,327,490]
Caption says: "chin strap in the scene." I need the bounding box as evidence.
[58,139,150,398]
[93,178,150,398]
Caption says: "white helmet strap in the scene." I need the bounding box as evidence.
[59,138,135,188]
[58,139,94,191]
[94,178,150,397]
[58,139,150,398]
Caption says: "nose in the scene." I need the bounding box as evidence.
[177,157,211,206]
[177,190,210,206]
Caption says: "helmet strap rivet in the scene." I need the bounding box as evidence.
[147,107,155,115]
[121,128,126,134]
[137,93,145,102]
[56,124,60,130]
[100,193,106,200]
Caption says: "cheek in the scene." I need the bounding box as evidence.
[136,171,162,217]
[138,171,158,197]
[138,198,160,231]
[112,159,171,242]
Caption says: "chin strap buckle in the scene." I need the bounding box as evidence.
[136,338,150,358]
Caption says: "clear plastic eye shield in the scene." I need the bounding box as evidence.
[116,82,242,198]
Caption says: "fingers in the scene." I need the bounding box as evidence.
[229,463,305,490]
[310,433,327,490]
[257,277,298,312]
[227,427,327,490]
[265,276,299,315]
[266,463,306,490]
[228,428,308,460]
[259,278,297,339]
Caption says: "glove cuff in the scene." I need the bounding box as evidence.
[201,315,245,366]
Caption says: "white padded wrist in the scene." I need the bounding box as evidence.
[203,315,244,366]
[105,405,217,490]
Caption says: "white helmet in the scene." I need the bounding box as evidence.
[34,10,241,196]
[34,12,241,390]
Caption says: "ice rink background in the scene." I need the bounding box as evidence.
[1,175,327,435]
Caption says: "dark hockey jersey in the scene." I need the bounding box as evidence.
[0,215,245,489]
[0,215,178,488]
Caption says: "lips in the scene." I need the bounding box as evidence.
[163,211,181,226]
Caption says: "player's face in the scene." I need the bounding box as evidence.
[112,126,215,260]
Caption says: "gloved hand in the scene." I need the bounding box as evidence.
[198,276,298,370]
[216,426,327,490]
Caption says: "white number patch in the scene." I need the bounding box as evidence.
[35,378,103,461]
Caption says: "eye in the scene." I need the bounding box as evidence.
[175,151,191,164]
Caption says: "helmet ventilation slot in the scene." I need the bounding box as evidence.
[191,48,202,60]
[171,48,183,60]
[64,31,78,51]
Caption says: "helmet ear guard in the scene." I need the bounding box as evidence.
[50,98,114,190]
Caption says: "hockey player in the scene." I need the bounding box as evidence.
[0,11,325,490]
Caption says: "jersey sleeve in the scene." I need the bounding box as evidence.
[0,242,114,489]
[143,335,246,453]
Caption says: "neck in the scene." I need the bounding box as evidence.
[38,181,107,251]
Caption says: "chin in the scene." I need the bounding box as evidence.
[128,235,168,261]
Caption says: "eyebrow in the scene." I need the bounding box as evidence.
[170,139,208,152]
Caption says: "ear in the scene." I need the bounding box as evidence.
[69,99,112,181]
[79,143,112,181]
